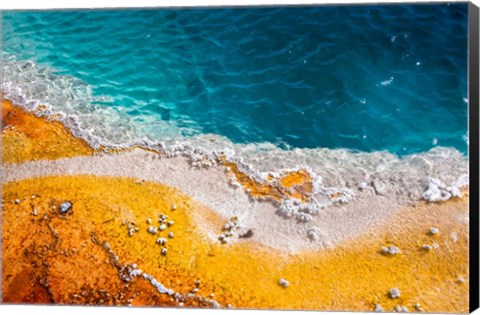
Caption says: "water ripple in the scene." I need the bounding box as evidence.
[1,3,468,155]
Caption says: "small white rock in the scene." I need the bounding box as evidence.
[168,231,174,238]
[389,287,401,299]
[422,244,433,251]
[297,212,312,223]
[146,218,151,224]
[307,227,320,241]
[59,201,73,214]
[374,304,384,312]
[147,226,158,234]
[159,224,167,231]
[389,246,400,255]
[382,245,400,255]
[223,222,234,231]
[161,248,168,255]
[14,199,20,205]
[278,278,289,288]
[167,221,174,227]
[415,303,424,311]
[429,227,439,235]
[395,305,409,313]
[156,237,167,245]
[171,205,177,211]
[359,182,369,190]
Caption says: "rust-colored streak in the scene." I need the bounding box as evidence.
[4,269,53,304]
[1,99,93,163]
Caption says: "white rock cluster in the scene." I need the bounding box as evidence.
[142,273,174,295]
[218,216,239,243]
[277,198,323,219]
[319,187,355,204]
[190,151,216,168]
[422,175,468,202]
[124,221,140,237]
[276,185,354,221]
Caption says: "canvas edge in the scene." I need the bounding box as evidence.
[0,10,4,305]
[0,2,476,313]
[469,1,480,313]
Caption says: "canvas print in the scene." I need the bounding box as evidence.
[0,2,473,313]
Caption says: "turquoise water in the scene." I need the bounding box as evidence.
[1,3,468,155]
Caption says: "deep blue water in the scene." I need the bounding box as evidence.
[1,3,469,155]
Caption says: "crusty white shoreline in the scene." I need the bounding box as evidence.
[2,148,469,254]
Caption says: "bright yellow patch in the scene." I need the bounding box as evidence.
[222,160,313,202]
[2,176,469,312]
